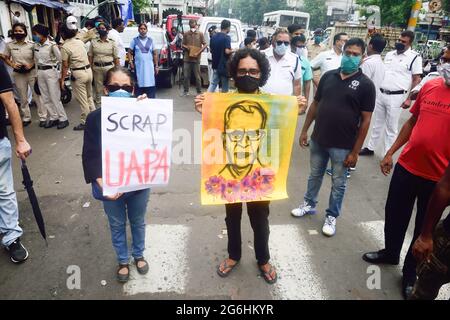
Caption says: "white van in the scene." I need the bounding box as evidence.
[198,17,244,86]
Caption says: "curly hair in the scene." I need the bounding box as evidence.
[228,48,271,87]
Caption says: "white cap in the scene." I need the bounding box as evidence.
[66,16,78,30]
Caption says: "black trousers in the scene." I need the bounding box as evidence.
[225,201,270,266]
[384,164,437,280]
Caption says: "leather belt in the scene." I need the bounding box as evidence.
[380,88,407,95]
[72,65,91,71]
[94,62,113,67]
[38,65,55,70]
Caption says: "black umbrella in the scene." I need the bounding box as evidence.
[21,160,48,246]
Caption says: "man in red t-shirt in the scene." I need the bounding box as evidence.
[362,45,450,300]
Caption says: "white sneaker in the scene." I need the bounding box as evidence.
[291,201,317,217]
[322,216,337,237]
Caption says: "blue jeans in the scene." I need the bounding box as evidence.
[207,69,229,93]
[102,188,151,264]
[304,140,351,218]
[0,138,23,246]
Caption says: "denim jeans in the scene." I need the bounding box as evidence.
[102,188,151,264]
[0,138,23,246]
[304,140,351,218]
[207,69,229,93]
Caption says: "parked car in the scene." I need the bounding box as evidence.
[121,26,174,88]
[197,17,244,86]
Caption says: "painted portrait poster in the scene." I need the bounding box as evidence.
[201,93,298,205]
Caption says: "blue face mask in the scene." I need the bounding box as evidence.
[108,89,132,98]
[314,36,322,44]
[32,35,41,43]
[274,43,289,56]
[341,55,361,74]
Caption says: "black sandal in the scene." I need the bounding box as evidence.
[259,264,277,284]
[217,259,239,278]
[117,264,130,283]
[135,257,149,275]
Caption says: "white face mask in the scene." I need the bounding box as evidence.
[191,28,197,32]
[274,43,289,56]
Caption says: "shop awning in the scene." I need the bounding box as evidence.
[10,0,74,11]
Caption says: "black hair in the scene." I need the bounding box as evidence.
[112,18,124,29]
[85,19,95,29]
[292,34,306,44]
[333,32,347,45]
[258,37,269,47]
[344,37,366,54]
[104,66,135,88]
[208,25,217,33]
[138,23,148,30]
[244,37,255,47]
[221,19,231,30]
[287,24,302,35]
[228,48,271,87]
[401,30,415,43]
[369,34,387,53]
[246,29,256,39]
[12,23,27,36]
[32,24,49,37]
[60,24,77,40]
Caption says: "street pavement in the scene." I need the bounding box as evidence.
[0,85,449,300]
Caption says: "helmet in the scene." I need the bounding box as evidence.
[66,16,78,31]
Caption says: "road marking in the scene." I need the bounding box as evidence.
[360,220,450,300]
[123,224,190,296]
[269,225,328,300]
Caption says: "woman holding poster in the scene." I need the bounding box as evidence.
[195,49,307,284]
[82,66,150,283]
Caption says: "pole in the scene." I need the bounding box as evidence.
[407,0,423,31]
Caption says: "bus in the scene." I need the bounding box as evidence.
[262,10,310,37]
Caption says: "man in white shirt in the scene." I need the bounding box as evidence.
[109,18,126,66]
[360,31,423,156]
[310,32,348,87]
[262,28,301,97]
[361,35,386,93]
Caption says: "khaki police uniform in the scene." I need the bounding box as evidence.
[5,40,45,122]
[34,39,68,122]
[61,37,95,124]
[88,37,118,107]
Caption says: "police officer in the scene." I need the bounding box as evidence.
[32,24,69,130]
[88,21,119,108]
[4,23,45,127]
[360,30,423,157]
[60,19,95,131]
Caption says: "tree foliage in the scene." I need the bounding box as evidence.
[356,0,423,27]
[302,0,327,29]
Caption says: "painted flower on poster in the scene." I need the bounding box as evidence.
[205,168,276,203]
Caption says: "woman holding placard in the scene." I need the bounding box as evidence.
[82,66,150,283]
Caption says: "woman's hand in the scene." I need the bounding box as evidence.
[136,94,147,101]
[195,93,205,113]
[297,95,307,114]
[96,178,122,200]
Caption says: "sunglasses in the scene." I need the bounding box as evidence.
[276,41,290,46]
[106,85,133,93]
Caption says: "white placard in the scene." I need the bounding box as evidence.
[101,97,173,196]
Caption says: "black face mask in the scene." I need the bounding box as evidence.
[98,30,108,37]
[234,75,260,93]
[395,42,406,52]
[14,33,26,40]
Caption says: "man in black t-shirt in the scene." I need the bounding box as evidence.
[0,60,32,263]
[410,162,450,300]
[291,38,376,237]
